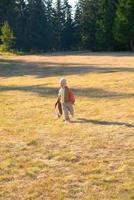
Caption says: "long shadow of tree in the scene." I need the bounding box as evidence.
[0,85,133,128]
[19,51,134,57]
[0,85,134,99]
[0,58,134,78]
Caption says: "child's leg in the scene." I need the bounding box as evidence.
[63,103,70,121]
[67,103,74,117]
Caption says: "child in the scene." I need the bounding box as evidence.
[58,78,75,123]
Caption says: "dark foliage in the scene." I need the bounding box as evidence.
[0,0,133,52]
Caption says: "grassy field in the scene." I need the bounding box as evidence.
[0,52,134,200]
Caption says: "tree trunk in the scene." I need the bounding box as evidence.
[130,39,134,51]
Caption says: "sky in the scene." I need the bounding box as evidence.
[69,0,77,8]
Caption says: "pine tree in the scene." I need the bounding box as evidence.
[78,0,98,50]
[74,2,82,49]
[46,0,55,50]
[14,0,28,50]
[96,0,117,51]
[0,21,15,52]
[53,0,64,50]
[62,0,74,50]
[0,0,16,28]
[114,0,134,51]
[23,0,48,51]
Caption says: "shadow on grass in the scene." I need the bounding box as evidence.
[0,85,134,100]
[0,58,134,78]
[71,118,134,128]
[17,51,134,57]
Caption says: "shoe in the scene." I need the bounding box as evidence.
[71,115,75,121]
[65,120,70,124]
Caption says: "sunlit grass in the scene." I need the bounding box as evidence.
[0,52,134,199]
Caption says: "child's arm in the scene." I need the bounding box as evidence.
[57,88,61,102]
[57,95,61,102]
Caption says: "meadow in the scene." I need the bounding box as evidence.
[0,52,134,200]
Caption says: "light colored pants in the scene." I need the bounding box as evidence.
[62,102,74,121]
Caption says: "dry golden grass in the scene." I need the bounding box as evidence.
[0,52,134,200]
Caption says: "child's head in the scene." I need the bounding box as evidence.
[59,78,67,88]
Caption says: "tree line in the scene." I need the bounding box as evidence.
[0,0,134,52]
